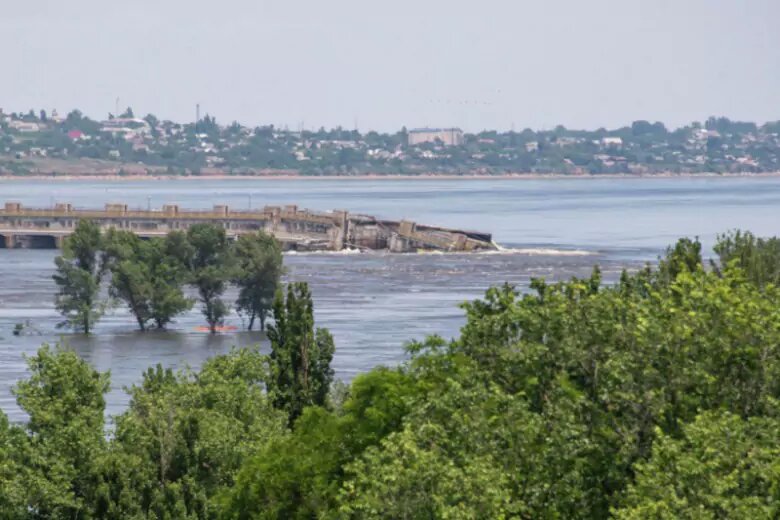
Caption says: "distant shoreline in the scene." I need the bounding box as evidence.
[1,171,780,182]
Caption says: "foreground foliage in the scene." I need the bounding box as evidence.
[616,411,780,519]
[5,231,780,518]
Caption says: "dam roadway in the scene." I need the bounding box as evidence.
[0,202,495,253]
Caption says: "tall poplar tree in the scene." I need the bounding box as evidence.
[267,282,335,423]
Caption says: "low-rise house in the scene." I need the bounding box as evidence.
[601,137,623,148]
[205,155,226,165]
[101,126,135,138]
[556,137,581,147]
[736,156,759,167]
[8,121,41,133]
[367,149,393,160]
[104,118,152,133]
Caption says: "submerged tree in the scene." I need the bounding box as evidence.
[186,223,232,333]
[103,229,152,330]
[233,231,284,331]
[149,232,194,329]
[103,230,193,331]
[52,219,106,334]
[267,282,335,423]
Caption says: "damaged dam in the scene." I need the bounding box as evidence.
[0,202,496,253]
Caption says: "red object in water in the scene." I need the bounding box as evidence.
[194,325,238,333]
[67,130,84,140]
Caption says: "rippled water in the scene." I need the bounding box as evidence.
[1,176,778,421]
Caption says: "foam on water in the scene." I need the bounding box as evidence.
[489,243,597,256]
[284,248,365,256]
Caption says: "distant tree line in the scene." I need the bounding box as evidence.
[1,229,779,517]
[53,220,284,334]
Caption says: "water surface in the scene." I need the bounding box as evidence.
[1,176,778,421]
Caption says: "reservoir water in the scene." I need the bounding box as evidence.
[1,176,779,421]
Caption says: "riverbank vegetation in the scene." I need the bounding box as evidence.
[53,221,283,333]
[2,230,779,518]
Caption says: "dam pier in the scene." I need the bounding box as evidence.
[0,202,495,253]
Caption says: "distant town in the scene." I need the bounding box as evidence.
[1,107,779,176]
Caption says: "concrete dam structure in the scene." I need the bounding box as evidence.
[0,202,495,253]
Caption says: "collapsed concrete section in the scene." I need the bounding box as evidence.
[0,202,496,253]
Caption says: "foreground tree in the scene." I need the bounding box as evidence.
[233,231,284,331]
[1,345,287,519]
[714,229,780,287]
[338,382,529,518]
[52,219,106,334]
[102,348,287,518]
[437,239,780,517]
[0,411,23,514]
[614,412,780,519]
[6,345,110,517]
[186,223,232,333]
[267,282,335,423]
[222,367,417,519]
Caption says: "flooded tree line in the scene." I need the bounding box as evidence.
[52,220,284,334]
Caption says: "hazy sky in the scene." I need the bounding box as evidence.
[2,0,779,132]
